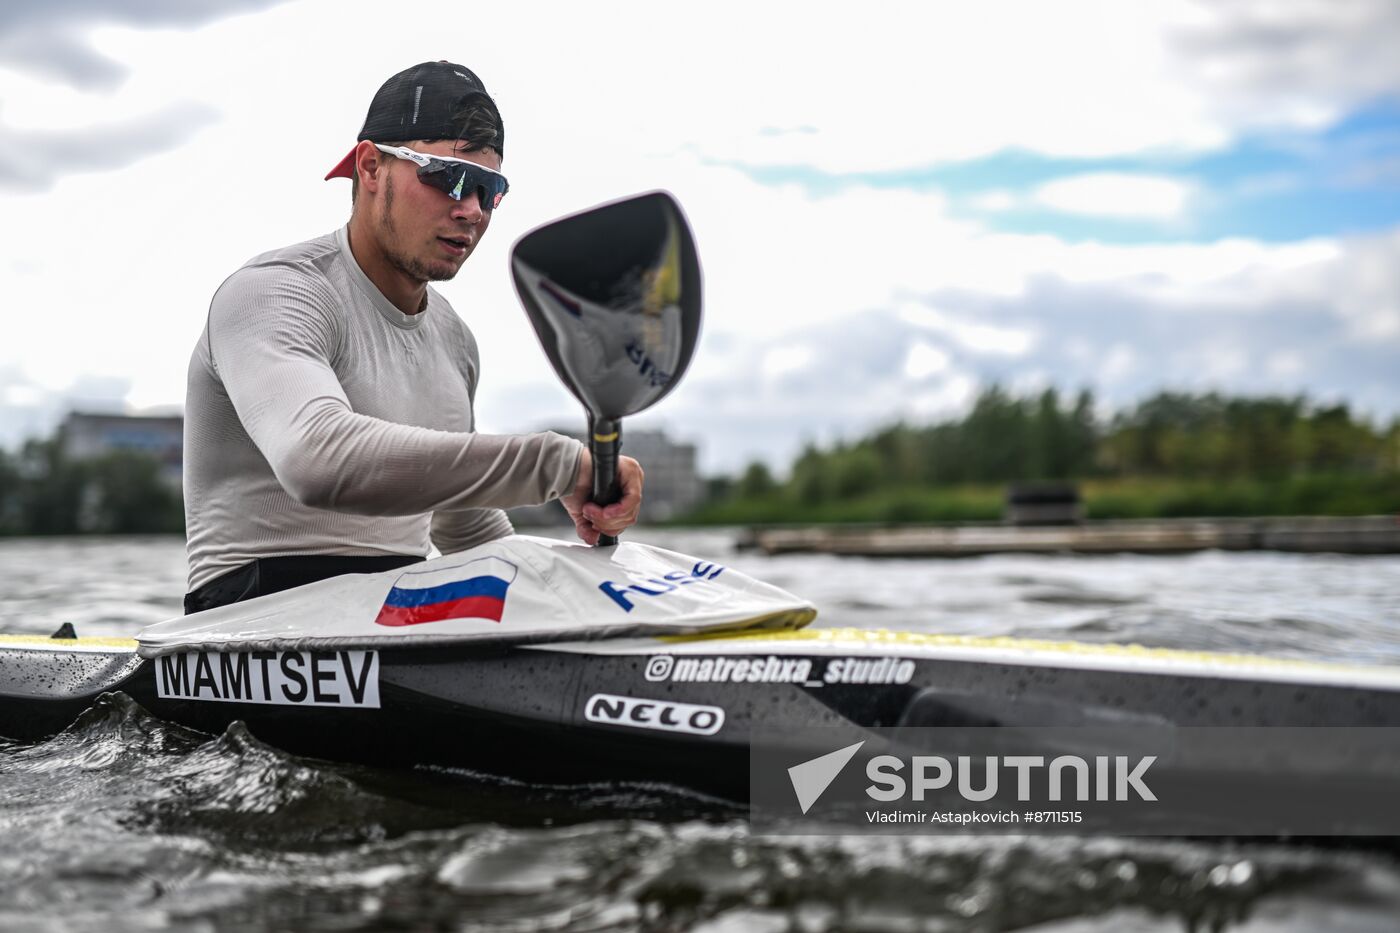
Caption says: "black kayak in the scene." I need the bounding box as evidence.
[6,625,1400,803]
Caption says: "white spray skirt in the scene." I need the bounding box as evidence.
[137,535,816,658]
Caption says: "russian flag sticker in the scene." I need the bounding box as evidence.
[375,557,519,627]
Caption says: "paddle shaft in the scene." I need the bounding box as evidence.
[590,417,623,546]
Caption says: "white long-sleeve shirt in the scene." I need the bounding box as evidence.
[183,226,582,591]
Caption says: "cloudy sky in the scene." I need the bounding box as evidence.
[1,0,1397,474]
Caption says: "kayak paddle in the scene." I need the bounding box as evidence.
[511,191,702,544]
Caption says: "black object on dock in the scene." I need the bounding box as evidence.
[1005,483,1082,526]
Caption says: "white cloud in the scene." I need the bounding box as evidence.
[1326,229,1400,341]
[909,374,978,419]
[1192,344,1251,381]
[1166,0,1400,134]
[1009,369,1052,396]
[1367,310,1400,340]
[0,0,1396,469]
[969,190,1018,212]
[904,341,951,380]
[1267,351,1306,378]
[0,1,289,90]
[1001,236,1343,312]
[1099,345,1138,384]
[894,304,1036,356]
[1031,173,1195,221]
[679,0,1400,173]
[762,345,814,382]
[1,383,44,408]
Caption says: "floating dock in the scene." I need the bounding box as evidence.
[739,515,1400,557]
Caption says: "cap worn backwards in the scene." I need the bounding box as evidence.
[325,61,496,181]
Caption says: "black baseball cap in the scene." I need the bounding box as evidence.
[325,61,498,180]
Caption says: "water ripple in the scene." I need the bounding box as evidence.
[3,534,1400,929]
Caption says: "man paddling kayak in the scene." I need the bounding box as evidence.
[182,61,643,613]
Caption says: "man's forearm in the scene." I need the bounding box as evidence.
[258,398,584,515]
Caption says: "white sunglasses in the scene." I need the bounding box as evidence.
[374,144,508,210]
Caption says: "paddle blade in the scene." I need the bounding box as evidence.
[511,191,702,421]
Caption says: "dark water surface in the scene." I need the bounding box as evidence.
[2,532,1399,931]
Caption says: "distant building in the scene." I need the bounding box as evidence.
[59,411,183,488]
[618,429,704,519]
[510,427,703,526]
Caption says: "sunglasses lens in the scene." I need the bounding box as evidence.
[417,161,508,211]
[481,176,508,210]
[415,162,463,197]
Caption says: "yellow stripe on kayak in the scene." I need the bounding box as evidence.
[0,634,139,649]
[662,626,1368,673]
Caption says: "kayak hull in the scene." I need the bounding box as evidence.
[5,630,1400,800]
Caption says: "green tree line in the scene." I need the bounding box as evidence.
[0,437,183,536]
[4,390,1398,534]
[697,389,1400,523]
